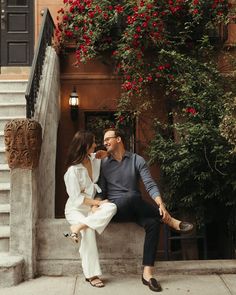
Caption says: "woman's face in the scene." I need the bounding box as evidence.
[87,137,96,154]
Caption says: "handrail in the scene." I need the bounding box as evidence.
[25,8,55,118]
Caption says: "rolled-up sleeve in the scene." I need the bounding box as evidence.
[137,156,160,199]
[64,167,85,208]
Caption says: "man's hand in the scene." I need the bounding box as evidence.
[154,195,171,222]
[158,203,171,222]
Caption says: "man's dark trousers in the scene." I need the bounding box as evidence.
[111,197,161,266]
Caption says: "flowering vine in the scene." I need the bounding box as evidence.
[56,1,236,229]
[56,0,230,100]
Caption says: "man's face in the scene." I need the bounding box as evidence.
[103,131,118,152]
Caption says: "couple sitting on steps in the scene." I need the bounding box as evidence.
[63,128,193,292]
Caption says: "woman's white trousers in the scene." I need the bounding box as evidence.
[65,202,117,278]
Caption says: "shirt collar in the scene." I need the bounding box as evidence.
[107,151,131,162]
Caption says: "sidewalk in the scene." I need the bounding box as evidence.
[0,273,236,295]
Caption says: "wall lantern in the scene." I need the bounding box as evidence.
[69,86,80,121]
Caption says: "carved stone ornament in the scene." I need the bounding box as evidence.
[4,119,42,169]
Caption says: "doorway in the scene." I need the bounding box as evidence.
[0,0,34,66]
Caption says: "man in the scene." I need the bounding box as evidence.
[98,128,193,292]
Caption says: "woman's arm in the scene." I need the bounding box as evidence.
[82,196,107,207]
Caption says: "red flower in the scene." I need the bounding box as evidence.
[115,5,123,13]
[63,15,68,21]
[88,11,95,18]
[118,115,125,123]
[185,107,197,115]
[65,30,73,37]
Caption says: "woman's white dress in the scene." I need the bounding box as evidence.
[64,153,116,278]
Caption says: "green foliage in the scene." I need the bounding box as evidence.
[147,56,236,225]
[57,1,236,230]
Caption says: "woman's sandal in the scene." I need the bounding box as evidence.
[85,277,105,288]
[63,232,79,243]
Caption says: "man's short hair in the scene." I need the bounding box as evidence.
[104,128,126,147]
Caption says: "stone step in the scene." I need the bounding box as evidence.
[0,204,10,226]
[0,116,26,130]
[0,92,26,104]
[0,203,10,213]
[0,164,10,183]
[0,182,10,204]
[0,252,24,287]
[0,102,26,117]
[0,146,7,164]
[0,225,10,237]
[0,225,10,252]
[0,80,27,92]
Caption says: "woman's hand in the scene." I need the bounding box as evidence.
[91,199,109,213]
[95,150,108,159]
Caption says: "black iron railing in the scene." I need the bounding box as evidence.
[25,8,55,118]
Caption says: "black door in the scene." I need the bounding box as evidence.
[0,0,34,66]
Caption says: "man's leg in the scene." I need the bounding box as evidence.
[132,198,163,292]
[132,199,161,266]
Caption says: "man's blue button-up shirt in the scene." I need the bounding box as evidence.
[99,151,160,201]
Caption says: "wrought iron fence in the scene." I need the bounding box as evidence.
[25,8,55,118]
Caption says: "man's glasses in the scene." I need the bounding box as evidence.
[103,136,117,143]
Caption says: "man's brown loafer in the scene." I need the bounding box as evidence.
[142,276,162,292]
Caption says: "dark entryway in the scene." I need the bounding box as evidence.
[0,0,34,66]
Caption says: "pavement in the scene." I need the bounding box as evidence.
[0,273,236,295]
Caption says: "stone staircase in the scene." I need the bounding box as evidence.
[0,80,27,287]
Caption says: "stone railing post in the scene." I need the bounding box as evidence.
[4,119,42,279]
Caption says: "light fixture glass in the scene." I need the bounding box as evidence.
[69,86,79,107]
[69,86,79,121]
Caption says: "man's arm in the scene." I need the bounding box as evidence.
[136,155,169,221]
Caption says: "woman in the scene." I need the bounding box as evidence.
[64,130,117,288]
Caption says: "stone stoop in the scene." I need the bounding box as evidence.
[0,80,27,287]
[0,79,27,243]
[0,252,25,287]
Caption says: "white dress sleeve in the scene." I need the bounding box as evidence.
[64,166,85,208]
[89,153,101,183]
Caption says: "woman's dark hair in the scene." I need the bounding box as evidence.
[65,130,94,168]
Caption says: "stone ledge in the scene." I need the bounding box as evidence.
[156,260,236,275]
[37,219,236,276]
[37,259,236,276]
[37,259,142,276]
[0,253,25,287]
[37,219,144,260]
